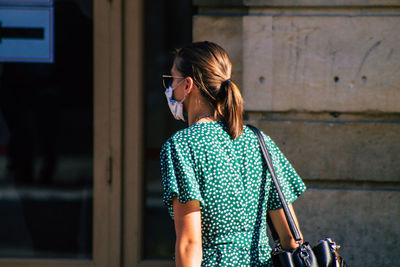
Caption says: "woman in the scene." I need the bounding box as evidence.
[160,41,306,266]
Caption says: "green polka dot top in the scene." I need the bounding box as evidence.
[160,121,306,266]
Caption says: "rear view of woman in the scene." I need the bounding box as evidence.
[160,41,306,266]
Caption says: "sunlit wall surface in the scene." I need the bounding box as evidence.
[0,0,93,259]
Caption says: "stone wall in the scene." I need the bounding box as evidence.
[193,1,400,266]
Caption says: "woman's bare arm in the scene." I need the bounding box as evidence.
[268,204,303,250]
[173,198,202,267]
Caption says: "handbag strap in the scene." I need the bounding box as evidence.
[247,125,302,243]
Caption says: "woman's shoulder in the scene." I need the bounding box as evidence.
[243,124,273,143]
[160,129,187,155]
[161,122,220,153]
[162,123,275,152]
[163,123,202,144]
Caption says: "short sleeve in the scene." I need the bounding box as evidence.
[160,138,204,218]
[264,135,307,210]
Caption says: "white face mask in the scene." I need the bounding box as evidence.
[165,80,186,121]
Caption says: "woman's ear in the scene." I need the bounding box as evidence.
[184,77,195,95]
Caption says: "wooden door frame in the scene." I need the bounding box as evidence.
[121,0,173,265]
[93,0,123,266]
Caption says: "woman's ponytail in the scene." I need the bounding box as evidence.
[216,80,243,140]
[175,41,244,139]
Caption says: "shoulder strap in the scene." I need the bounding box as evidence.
[247,125,302,243]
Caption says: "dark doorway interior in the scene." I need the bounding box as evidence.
[142,0,196,260]
[0,0,93,259]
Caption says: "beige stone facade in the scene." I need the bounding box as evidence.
[194,1,400,266]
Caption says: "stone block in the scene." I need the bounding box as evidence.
[294,188,400,267]
[243,15,400,112]
[193,16,244,90]
[249,118,400,182]
[194,0,400,7]
[245,0,400,6]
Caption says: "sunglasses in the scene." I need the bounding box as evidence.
[162,75,185,89]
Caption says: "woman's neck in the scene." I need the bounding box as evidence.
[187,100,216,126]
[190,113,215,126]
[184,84,217,126]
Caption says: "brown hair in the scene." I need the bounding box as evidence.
[175,41,243,139]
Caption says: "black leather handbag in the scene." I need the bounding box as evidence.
[248,125,347,267]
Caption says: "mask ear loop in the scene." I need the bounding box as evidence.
[171,78,186,91]
[169,78,187,103]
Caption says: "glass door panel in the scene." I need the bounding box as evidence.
[0,0,93,259]
[142,0,194,259]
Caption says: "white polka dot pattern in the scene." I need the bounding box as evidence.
[160,121,306,266]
